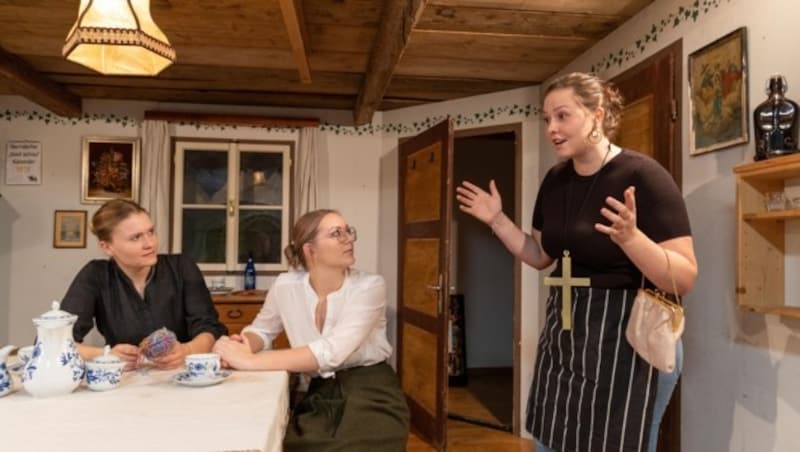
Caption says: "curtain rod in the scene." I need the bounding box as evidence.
[143,111,319,128]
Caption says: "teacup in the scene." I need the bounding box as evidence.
[85,346,125,391]
[185,353,220,380]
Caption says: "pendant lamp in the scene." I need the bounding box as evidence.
[62,0,176,76]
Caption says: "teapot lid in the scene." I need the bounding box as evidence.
[91,345,122,365]
[33,300,78,326]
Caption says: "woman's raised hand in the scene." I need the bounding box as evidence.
[456,180,503,225]
[595,186,639,245]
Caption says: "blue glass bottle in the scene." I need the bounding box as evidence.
[244,254,256,290]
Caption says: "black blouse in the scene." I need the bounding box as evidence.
[532,150,691,288]
[61,254,227,346]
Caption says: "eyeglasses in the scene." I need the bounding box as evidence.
[320,226,357,243]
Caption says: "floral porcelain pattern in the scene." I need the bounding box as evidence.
[0,364,11,396]
[86,368,122,386]
[173,370,230,387]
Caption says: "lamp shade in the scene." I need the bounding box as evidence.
[63,0,176,76]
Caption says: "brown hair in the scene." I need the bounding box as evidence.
[284,209,339,270]
[544,72,624,139]
[91,199,148,242]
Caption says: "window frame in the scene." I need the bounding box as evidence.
[171,138,294,274]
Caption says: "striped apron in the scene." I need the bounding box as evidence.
[526,286,658,452]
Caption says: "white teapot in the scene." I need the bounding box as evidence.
[21,301,85,397]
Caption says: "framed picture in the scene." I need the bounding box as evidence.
[688,27,749,155]
[53,210,87,248]
[81,136,140,204]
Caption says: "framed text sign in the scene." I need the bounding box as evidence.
[5,141,42,185]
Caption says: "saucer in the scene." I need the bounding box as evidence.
[173,369,231,387]
[209,287,234,295]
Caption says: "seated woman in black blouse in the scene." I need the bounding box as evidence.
[62,199,227,370]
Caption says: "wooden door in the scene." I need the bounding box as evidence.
[613,40,682,452]
[397,118,454,451]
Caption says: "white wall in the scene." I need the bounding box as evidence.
[547,0,800,450]
[0,95,384,348]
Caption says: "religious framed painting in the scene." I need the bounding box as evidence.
[688,27,749,155]
[81,136,140,204]
[53,210,87,248]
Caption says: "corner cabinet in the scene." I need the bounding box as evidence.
[212,290,289,348]
[735,154,800,317]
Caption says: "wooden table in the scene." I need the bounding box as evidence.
[1,365,290,451]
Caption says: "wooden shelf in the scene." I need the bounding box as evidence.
[740,304,800,319]
[743,209,800,221]
[735,154,800,317]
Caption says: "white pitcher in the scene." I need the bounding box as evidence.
[21,301,85,397]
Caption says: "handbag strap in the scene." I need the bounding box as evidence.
[639,247,681,303]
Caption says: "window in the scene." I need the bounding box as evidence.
[172,139,292,272]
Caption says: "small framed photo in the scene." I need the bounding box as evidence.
[53,210,87,248]
[81,136,140,204]
[688,27,749,155]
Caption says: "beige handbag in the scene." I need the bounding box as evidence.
[625,247,684,373]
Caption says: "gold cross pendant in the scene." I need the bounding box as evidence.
[543,250,590,330]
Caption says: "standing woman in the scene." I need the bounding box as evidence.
[213,209,409,452]
[62,199,227,370]
[457,72,697,452]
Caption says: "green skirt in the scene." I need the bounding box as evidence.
[284,362,410,452]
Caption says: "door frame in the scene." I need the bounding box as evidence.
[611,39,683,452]
[453,123,523,435]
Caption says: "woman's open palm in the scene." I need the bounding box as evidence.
[456,180,503,225]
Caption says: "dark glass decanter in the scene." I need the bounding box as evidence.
[754,75,799,160]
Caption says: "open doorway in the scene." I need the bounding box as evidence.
[447,127,519,433]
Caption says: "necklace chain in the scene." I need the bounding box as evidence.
[563,143,613,251]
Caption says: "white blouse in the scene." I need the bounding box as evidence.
[242,269,393,377]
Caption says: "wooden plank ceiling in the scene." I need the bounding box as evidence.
[0,0,653,124]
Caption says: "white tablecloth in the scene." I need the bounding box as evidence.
[1,365,289,452]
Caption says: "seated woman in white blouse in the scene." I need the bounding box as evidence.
[213,209,409,451]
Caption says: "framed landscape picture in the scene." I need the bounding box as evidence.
[81,136,140,203]
[53,210,87,248]
[688,27,749,155]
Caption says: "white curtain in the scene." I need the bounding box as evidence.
[139,120,171,253]
[294,127,319,217]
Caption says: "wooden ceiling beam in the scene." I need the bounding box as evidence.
[0,46,81,117]
[278,0,312,83]
[144,111,319,128]
[353,0,428,125]
[69,85,354,110]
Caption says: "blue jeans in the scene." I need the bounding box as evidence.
[646,339,683,452]
[533,341,683,452]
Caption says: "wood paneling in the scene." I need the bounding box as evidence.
[403,239,441,318]
[418,5,620,39]
[405,29,591,63]
[402,322,438,416]
[428,0,653,16]
[0,0,657,112]
[404,143,442,223]
[617,94,655,157]
[68,85,356,110]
